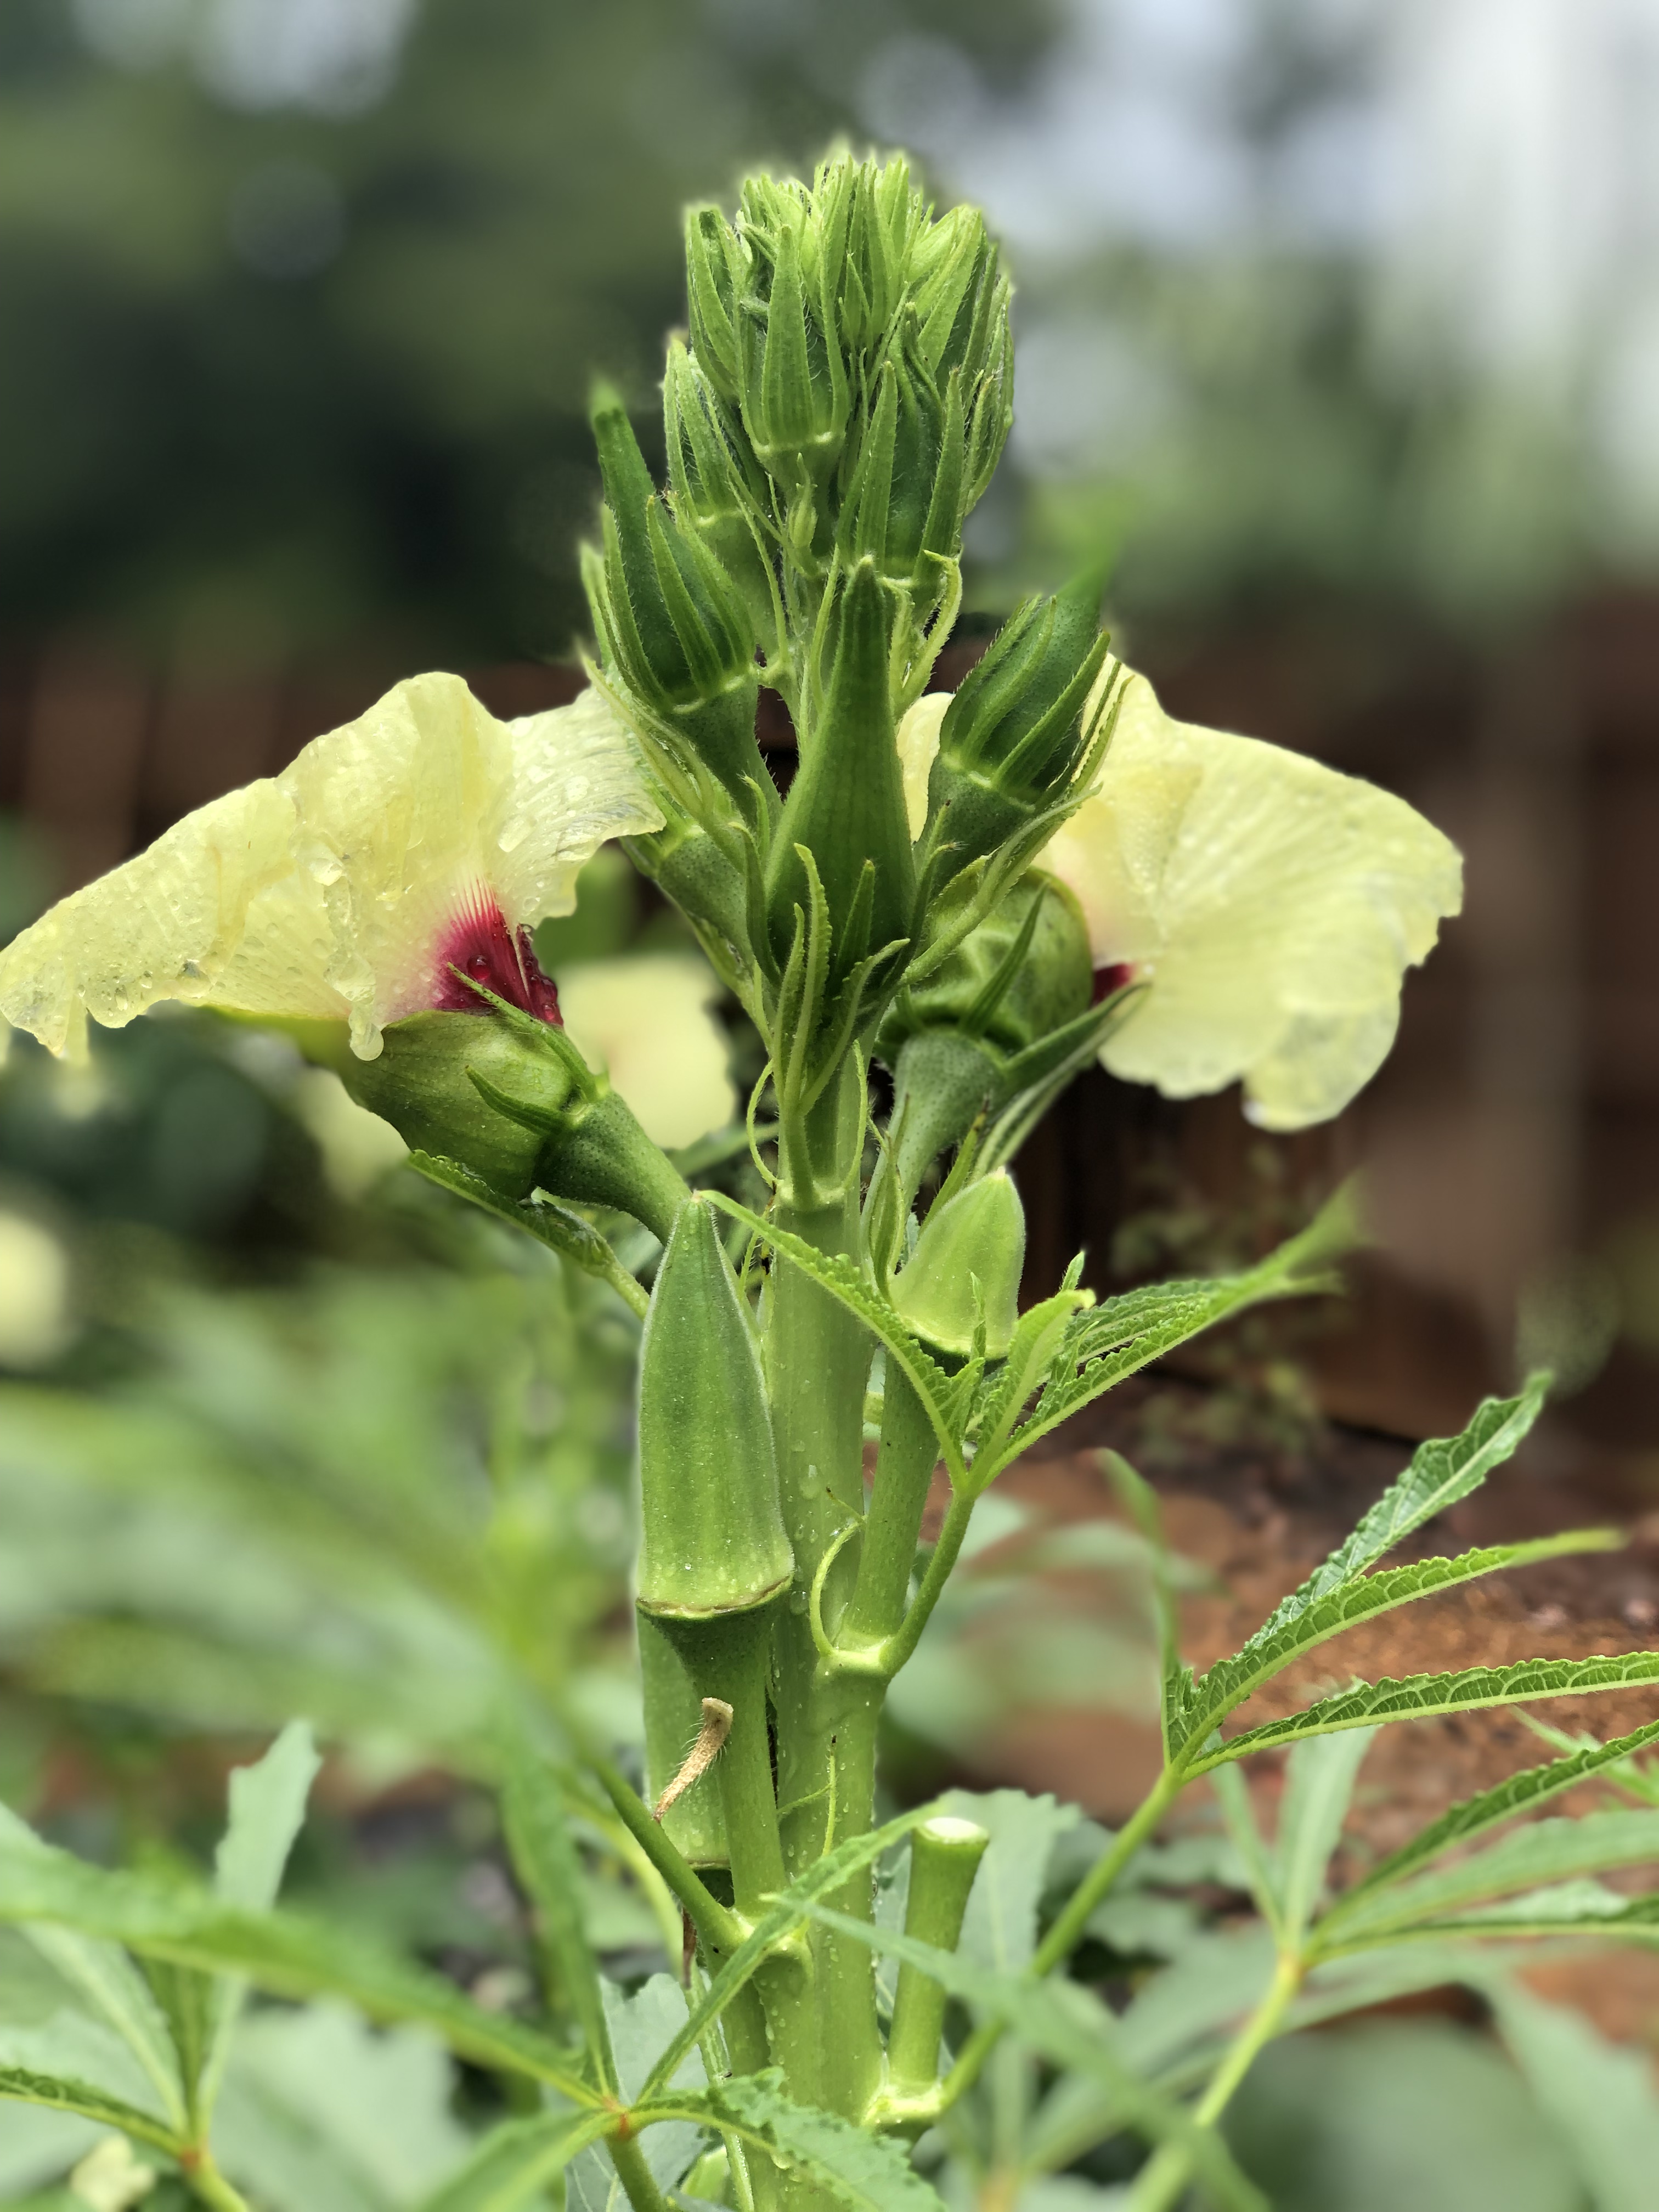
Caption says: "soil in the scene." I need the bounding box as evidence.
[941,1373,1659,2052]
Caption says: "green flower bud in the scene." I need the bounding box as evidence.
[335,1011,570,1200]
[837,336,964,607]
[663,340,777,644]
[890,1167,1025,1359]
[684,204,745,404]
[636,1195,793,1619]
[764,559,916,981]
[922,568,1111,882]
[586,385,766,813]
[734,180,850,501]
[882,873,1093,1064]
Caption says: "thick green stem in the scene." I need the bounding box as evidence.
[766,1057,882,2121]
[183,2155,253,2212]
[1127,1949,1303,2212]
[843,1367,937,1647]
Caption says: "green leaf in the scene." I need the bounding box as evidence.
[408,1152,650,1320]
[0,1835,597,2101]
[417,2109,613,2212]
[647,2073,942,2212]
[1386,1878,1659,1940]
[0,2063,180,2156]
[1486,1974,1659,2212]
[1192,1636,1659,1771]
[634,1807,938,2102]
[1320,1807,1659,1948]
[499,1729,614,2090]
[567,1978,706,2212]
[1003,1193,1355,1463]
[0,1807,184,2134]
[1323,1714,1659,1920]
[1311,1375,1551,1590]
[704,1194,966,1482]
[795,1910,1267,2211]
[200,1720,323,2119]
[1272,1730,1378,1942]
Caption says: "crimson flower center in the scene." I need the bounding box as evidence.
[434,890,562,1025]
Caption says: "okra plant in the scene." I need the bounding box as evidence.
[4,154,1658,2212]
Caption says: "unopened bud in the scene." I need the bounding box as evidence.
[922,569,1112,882]
[890,1168,1025,1359]
[586,385,765,812]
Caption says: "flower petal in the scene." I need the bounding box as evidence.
[1043,668,1463,1129]
[0,675,662,1063]
[0,778,334,1062]
[896,691,949,840]
[556,953,735,1150]
[276,673,661,1054]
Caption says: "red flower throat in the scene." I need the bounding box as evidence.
[435,893,562,1025]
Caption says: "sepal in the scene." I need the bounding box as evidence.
[890,1167,1026,1360]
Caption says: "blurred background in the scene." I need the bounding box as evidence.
[7,0,1659,1449]
[6,5,1659,2204]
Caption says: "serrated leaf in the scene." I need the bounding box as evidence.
[1320,1808,1659,1948]
[1322,1715,1659,1920]
[0,2063,179,2155]
[416,2109,613,2212]
[0,1807,184,2134]
[499,1730,613,2089]
[648,2073,940,2212]
[704,1194,964,1482]
[1397,1878,1659,1939]
[1272,1730,1378,1940]
[0,1835,596,2101]
[1001,1193,1355,1465]
[200,1720,323,2120]
[1314,1375,1551,1592]
[1193,1622,1659,1771]
[795,1909,1267,2211]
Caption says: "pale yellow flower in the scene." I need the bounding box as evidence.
[896,663,1463,1131]
[0,674,661,1064]
[558,953,735,1149]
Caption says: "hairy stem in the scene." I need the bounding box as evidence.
[609,2128,675,2212]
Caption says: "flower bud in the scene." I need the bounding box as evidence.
[890,1167,1025,1359]
[837,337,964,611]
[586,385,766,813]
[764,559,915,982]
[662,341,777,644]
[732,180,850,498]
[335,1012,572,1200]
[922,568,1112,882]
[883,873,1093,1064]
[636,1195,793,1620]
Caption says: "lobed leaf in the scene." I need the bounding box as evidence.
[0,1833,596,2101]
[1328,1715,1659,1912]
[1196,1649,1659,1770]
[1272,1730,1379,1942]
[1319,1808,1659,1948]
[1384,1878,1659,1940]
[0,2062,180,2156]
[1170,1530,1619,1759]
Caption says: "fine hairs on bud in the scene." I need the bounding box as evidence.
[653,1696,733,1820]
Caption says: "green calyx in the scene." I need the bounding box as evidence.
[883,872,1093,1063]
[635,1194,794,1620]
[890,1167,1026,1359]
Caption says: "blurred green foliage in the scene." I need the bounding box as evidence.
[0,0,1057,672]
